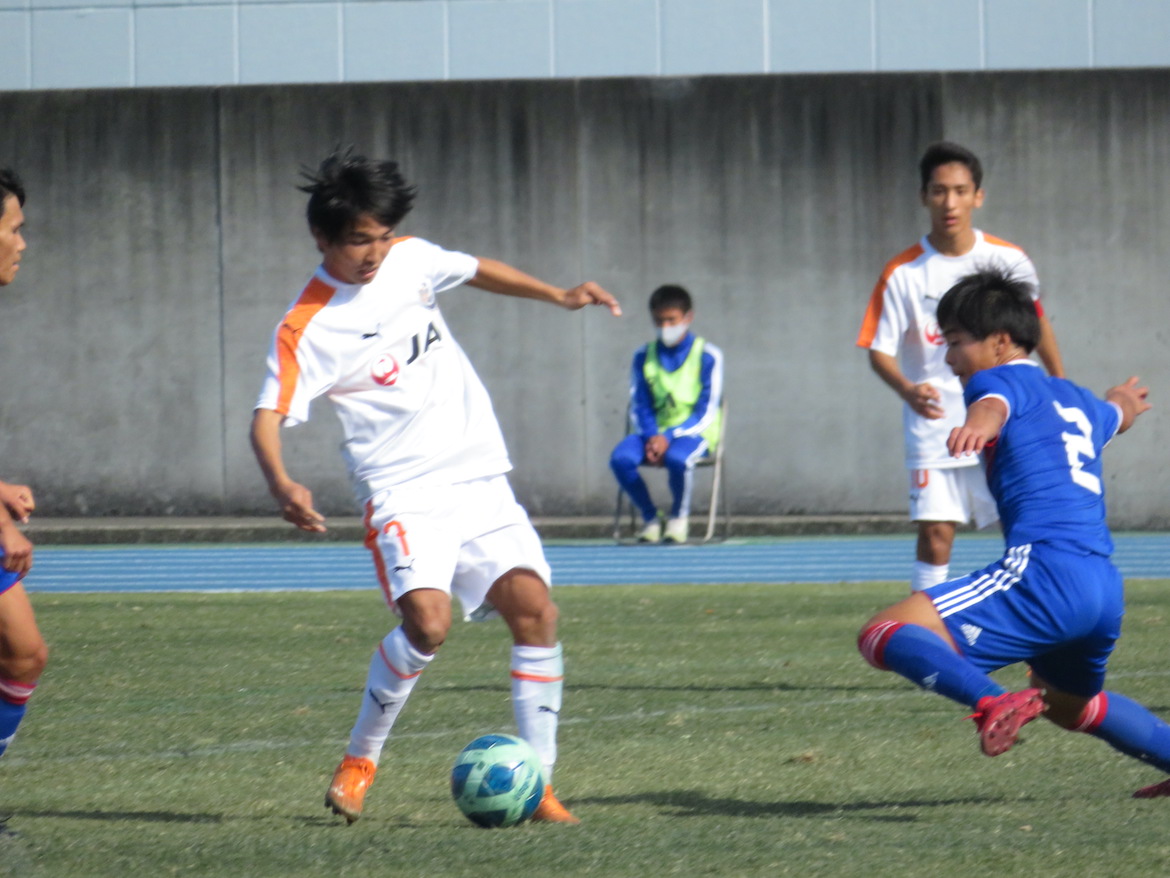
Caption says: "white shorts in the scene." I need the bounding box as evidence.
[362,474,552,620]
[908,464,998,529]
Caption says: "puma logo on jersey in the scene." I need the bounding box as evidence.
[961,624,983,646]
[406,322,443,364]
[393,560,415,574]
[922,672,939,692]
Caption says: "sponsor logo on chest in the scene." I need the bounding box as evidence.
[369,321,444,386]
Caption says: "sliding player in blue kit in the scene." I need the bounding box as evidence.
[858,266,1170,798]
[0,168,47,772]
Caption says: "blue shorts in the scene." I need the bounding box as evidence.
[925,542,1123,697]
[0,558,22,596]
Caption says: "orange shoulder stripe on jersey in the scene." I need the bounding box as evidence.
[511,671,565,683]
[274,275,336,415]
[981,232,1025,252]
[856,243,924,348]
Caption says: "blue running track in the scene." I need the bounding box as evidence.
[19,533,1170,594]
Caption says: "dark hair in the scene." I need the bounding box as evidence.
[0,168,26,214]
[937,266,1040,353]
[648,284,693,313]
[919,141,983,191]
[299,149,416,243]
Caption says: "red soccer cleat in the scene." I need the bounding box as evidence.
[970,689,1045,757]
[1133,778,1170,799]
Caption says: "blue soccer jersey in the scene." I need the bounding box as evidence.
[965,360,1122,556]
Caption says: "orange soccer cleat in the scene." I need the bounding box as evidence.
[324,755,377,824]
[530,784,580,824]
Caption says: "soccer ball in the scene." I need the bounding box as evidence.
[450,733,544,828]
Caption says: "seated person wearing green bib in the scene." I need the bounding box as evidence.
[610,285,724,544]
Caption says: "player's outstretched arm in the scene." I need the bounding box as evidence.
[250,408,327,533]
[468,257,622,316]
[947,396,1008,458]
[1105,376,1151,434]
[0,481,35,523]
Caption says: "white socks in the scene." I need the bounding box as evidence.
[911,561,950,592]
[346,626,433,764]
[511,642,564,785]
[343,631,564,782]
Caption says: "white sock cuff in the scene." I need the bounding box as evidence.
[511,642,563,675]
[911,561,949,593]
[379,626,433,679]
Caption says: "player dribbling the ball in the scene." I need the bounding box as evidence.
[251,149,622,824]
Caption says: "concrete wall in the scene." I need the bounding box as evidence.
[0,69,1167,526]
[6,0,1170,91]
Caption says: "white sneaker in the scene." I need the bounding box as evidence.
[637,519,662,543]
[663,517,688,544]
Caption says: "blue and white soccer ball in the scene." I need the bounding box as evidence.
[450,733,544,828]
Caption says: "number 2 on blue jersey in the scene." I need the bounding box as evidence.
[1054,402,1102,495]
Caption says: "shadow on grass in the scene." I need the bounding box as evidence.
[6,809,224,824]
[6,808,439,831]
[574,789,1031,822]
[417,681,896,695]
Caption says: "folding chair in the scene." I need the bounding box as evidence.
[611,400,729,543]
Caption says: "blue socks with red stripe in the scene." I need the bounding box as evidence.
[1076,691,1170,774]
[861,623,1170,778]
[0,677,36,758]
[859,621,1004,708]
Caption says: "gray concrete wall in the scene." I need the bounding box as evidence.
[1,69,1167,526]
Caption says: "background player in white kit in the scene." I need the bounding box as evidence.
[250,150,621,824]
[856,141,1064,592]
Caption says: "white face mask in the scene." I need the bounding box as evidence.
[657,321,690,347]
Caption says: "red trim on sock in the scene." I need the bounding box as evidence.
[858,621,904,670]
[0,677,36,706]
[1073,691,1109,733]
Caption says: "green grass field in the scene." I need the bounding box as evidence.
[5,579,1170,877]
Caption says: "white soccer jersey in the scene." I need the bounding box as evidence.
[856,230,1041,470]
[255,236,512,500]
